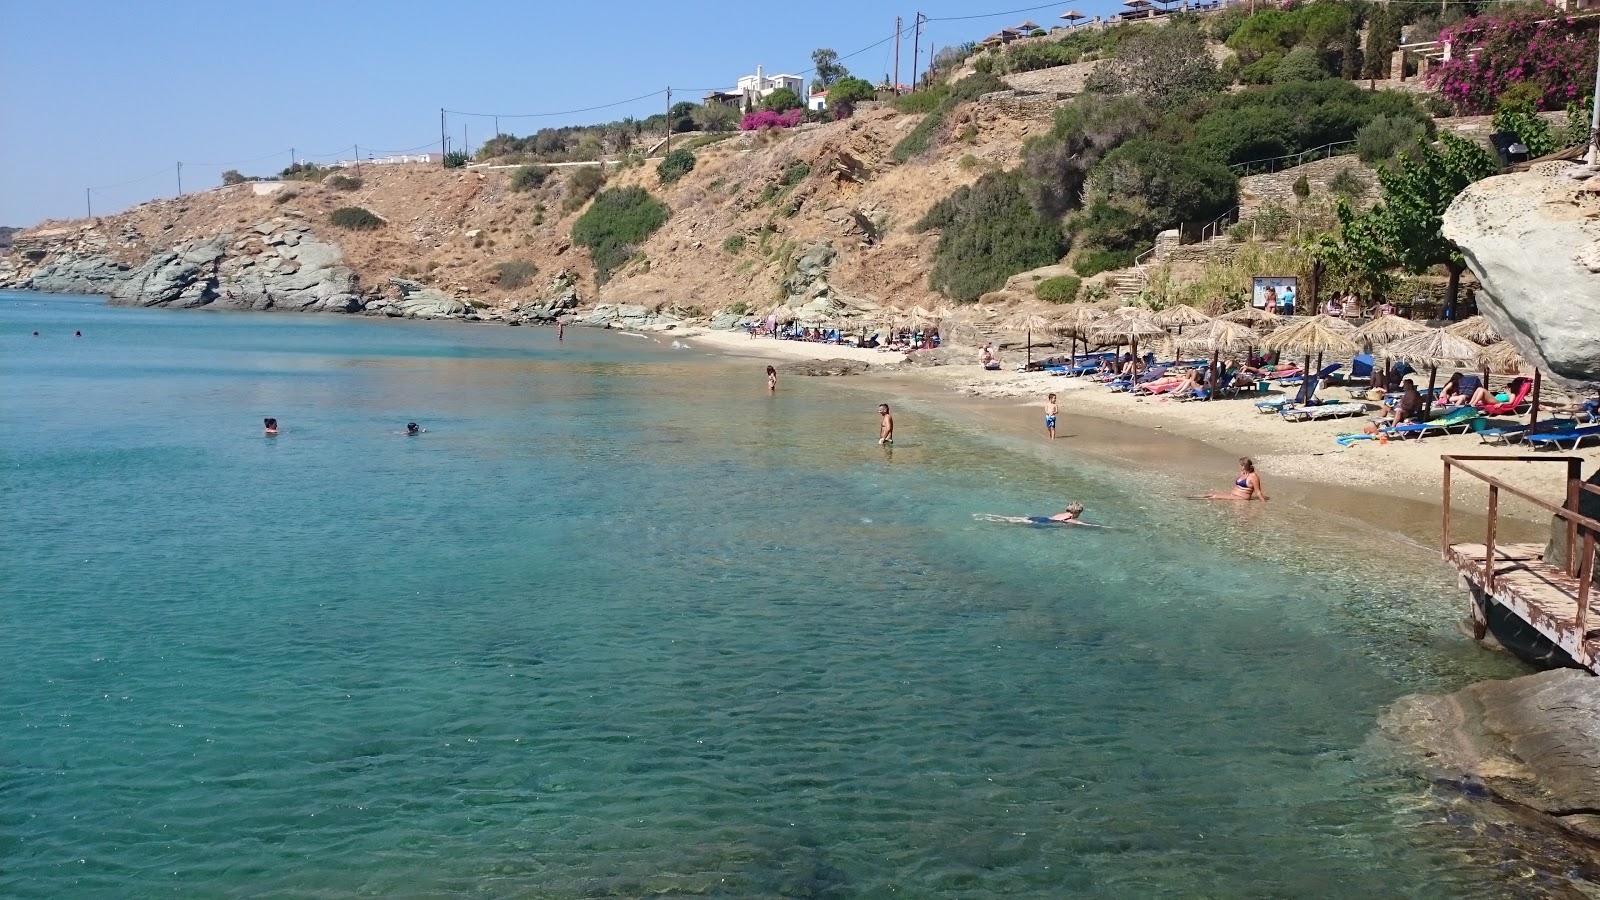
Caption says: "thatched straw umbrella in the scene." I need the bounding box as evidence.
[1310,313,1357,335]
[1481,341,1546,427]
[1354,314,1427,388]
[1261,318,1361,398]
[1057,304,1105,365]
[1156,304,1212,333]
[1446,315,1499,346]
[1001,308,1059,367]
[1385,328,1482,416]
[1093,309,1165,375]
[1219,306,1281,329]
[1176,319,1261,398]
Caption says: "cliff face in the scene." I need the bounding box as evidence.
[0,101,1057,320]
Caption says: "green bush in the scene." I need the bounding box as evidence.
[571,186,670,285]
[1492,103,1561,158]
[656,148,696,184]
[1272,47,1327,83]
[325,174,363,191]
[280,162,335,182]
[891,109,948,163]
[1072,248,1137,277]
[914,171,1066,301]
[891,87,947,114]
[722,234,745,254]
[329,206,383,230]
[444,150,470,169]
[781,161,810,186]
[493,259,539,289]
[562,166,606,211]
[762,87,803,112]
[1327,167,1369,197]
[510,165,551,192]
[828,77,877,105]
[1292,174,1311,199]
[1035,274,1082,303]
[948,72,1008,102]
[1356,114,1427,166]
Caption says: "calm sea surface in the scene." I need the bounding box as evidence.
[0,291,1551,897]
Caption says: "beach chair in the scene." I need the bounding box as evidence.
[1383,406,1482,440]
[1107,365,1167,392]
[1476,379,1533,417]
[1477,417,1576,446]
[1256,363,1342,413]
[1280,402,1370,422]
[1524,423,1600,451]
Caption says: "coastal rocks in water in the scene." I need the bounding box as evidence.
[513,271,581,322]
[572,302,683,331]
[1380,668,1600,847]
[776,358,869,376]
[1442,166,1600,391]
[380,278,467,318]
[22,252,130,295]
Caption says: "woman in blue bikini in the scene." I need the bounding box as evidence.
[1197,458,1267,501]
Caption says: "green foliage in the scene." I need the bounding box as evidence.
[1291,174,1311,199]
[510,165,551,192]
[1195,79,1428,169]
[811,48,849,89]
[782,161,811,186]
[1493,92,1566,157]
[1086,22,1222,110]
[891,108,947,163]
[762,88,803,112]
[1022,94,1159,219]
[1272,47,1327,84]
[493,259,539,289]
[828,77,876,105]
[443,150,470,169]
[1035,274,1081,303]
[562,166,606,212]
[1356,114,1427,166]
[325,174,363,191]
[948,72,1008,102]
[891,87,947,114]
[1236,52,1286,85]
[280,162,335,182]
[1229,203,1295,242]
[329,206,383,230]
[1072,247,1138,278]
[914,171,1066,301]
[221,169,255,185]
[1566,95,1595,147]
[656,148,696,185]
[1226,2,1353,63]
[1497,81,1544,112]
[722,234,745,254]
[571,186,670,285]
[1327,167,1369,198]
[1089,139,1237,234]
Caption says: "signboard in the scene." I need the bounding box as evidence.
[1251,276,1298,313]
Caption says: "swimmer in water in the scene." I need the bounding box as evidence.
[404,422,425,435]
[1048,501,1084,523]
[878,403,894,445]
[263,417,278,436]
[74,331,82,337]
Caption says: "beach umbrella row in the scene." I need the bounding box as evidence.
[1385,328,1482,415]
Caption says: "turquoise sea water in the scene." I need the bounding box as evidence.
[0,291,1560,897]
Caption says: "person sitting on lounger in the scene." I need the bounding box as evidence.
[1365,379,1422,433]
[1465,383,1493,408]
[980,343,1001,371]
[1440,373,1464,406]
[1168,368,1206,399]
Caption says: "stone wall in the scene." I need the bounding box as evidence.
[1239,156,1381,217]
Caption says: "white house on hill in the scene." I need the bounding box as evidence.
[704,66,804,109]
[808,90,827,112]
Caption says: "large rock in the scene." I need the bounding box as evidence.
[19,252,130,294]
[1442,165,1600,391]
[1380,668,1600,846]
[776,358,869,376]
[387,277,466,318]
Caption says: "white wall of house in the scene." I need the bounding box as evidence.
[808,92,827,112]
[732,66,804,108]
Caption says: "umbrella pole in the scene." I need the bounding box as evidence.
[1027,326,1033,367]
[1528,369,1542,428]
[1209,350,1219,400]
[1425,366,1438,417]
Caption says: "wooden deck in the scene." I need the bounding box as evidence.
[1447,541,1600,672]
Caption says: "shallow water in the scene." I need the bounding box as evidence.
[0,292,1553,897]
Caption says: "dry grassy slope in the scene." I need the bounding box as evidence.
[29,101,1060,312]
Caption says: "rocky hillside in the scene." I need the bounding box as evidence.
[0,100,1060,322]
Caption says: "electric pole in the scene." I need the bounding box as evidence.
[463,124,468,160]
[894,16,902,94]
[912,13,925,92]
[665,87,672,155]
[494,115,500,140]
[86,188,92,219]
[290,147,295,174]
[354,144,361,175]
[440,108,447,166]
[176,162,182,196]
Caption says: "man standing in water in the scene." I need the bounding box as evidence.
[1045,393,1059,439]
[557,321,564,341]
[878,404,894,445]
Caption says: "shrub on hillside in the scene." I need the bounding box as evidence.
[571,186,670,285]
[562,166,606,211]
[325,174,363,191]
[762,88,803,112]
[443,150,470,169]
[948,72,1008,102]
[1272,47,1327,83]
[1072,247,1138,278]
[493,259,539,289]
[510,164,551,192]
[656,148,696,185]
[1328,167,1368,198]
[1086,22,1221,110]
[1292,174,1311,199]
[280,162,335,182]
[1035,275,1082,303]
[722,234,745,254]
[827,77,877,105]
[1428,7,1599,113]
[1493,101,1562,158]
[891,87,947,114]
[913,171,1065,301]
[329,207,383,230]
[1088,139,1237,235]
[1356,114,1427,166]
[740,109,804,131]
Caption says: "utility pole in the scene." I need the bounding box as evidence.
[440,108,447,166]
[494,115,500,140]
[463,124,468,160]
[290,147,295,173]
[176,161,182,196]
[912,13,924,92]
[354,144,361,175]
[894,16,902,94]
[86,188,92,219]
[665,87,672,155]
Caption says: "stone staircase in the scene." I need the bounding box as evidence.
[1104,268,1147,301]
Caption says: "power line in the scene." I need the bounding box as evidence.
[445,89,666,120]
[87,164,177,192]
[928,1,1064,22]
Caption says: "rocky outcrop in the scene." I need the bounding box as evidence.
[1442,164,1600,391]
[364,277,467,319]
[1380,668,1600,849]
[572,303,684,331]
[776,358,870,376]
[511,271,582,322]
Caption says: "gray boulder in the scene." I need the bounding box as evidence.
[25,252,129,295]
[1443,166,1600,390]
[777,358,869,376]
[387,277,466,318]
[709,312,743,330]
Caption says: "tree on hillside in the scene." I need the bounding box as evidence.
[914,171,1066,301]
[691,102,739,132]
[827,77,877,105]
[762,88,803,113]
[1085,22,1223,110]
[811,48,849,94]
[1353,133,1500,313]
[1022,94,1160,220]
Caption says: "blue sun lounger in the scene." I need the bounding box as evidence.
[1256,363,1342,413]
[1383,406,1482,440]
[1524,423,1600,451]
[1281,401,1369,422]
[1477,418,1576,446]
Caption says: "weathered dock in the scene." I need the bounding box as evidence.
[1442,455,1599,672]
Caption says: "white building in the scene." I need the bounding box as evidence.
[703,66,805,110]
[807,89,828,112]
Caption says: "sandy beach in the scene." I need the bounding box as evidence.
[677,327,1599,527]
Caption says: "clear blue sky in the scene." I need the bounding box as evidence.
[0,0,1123,226]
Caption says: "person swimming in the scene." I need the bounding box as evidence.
[1047,501,1085,523]
[263,417,278,435]
[405,422,425,435]
[973,502,1103,528]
